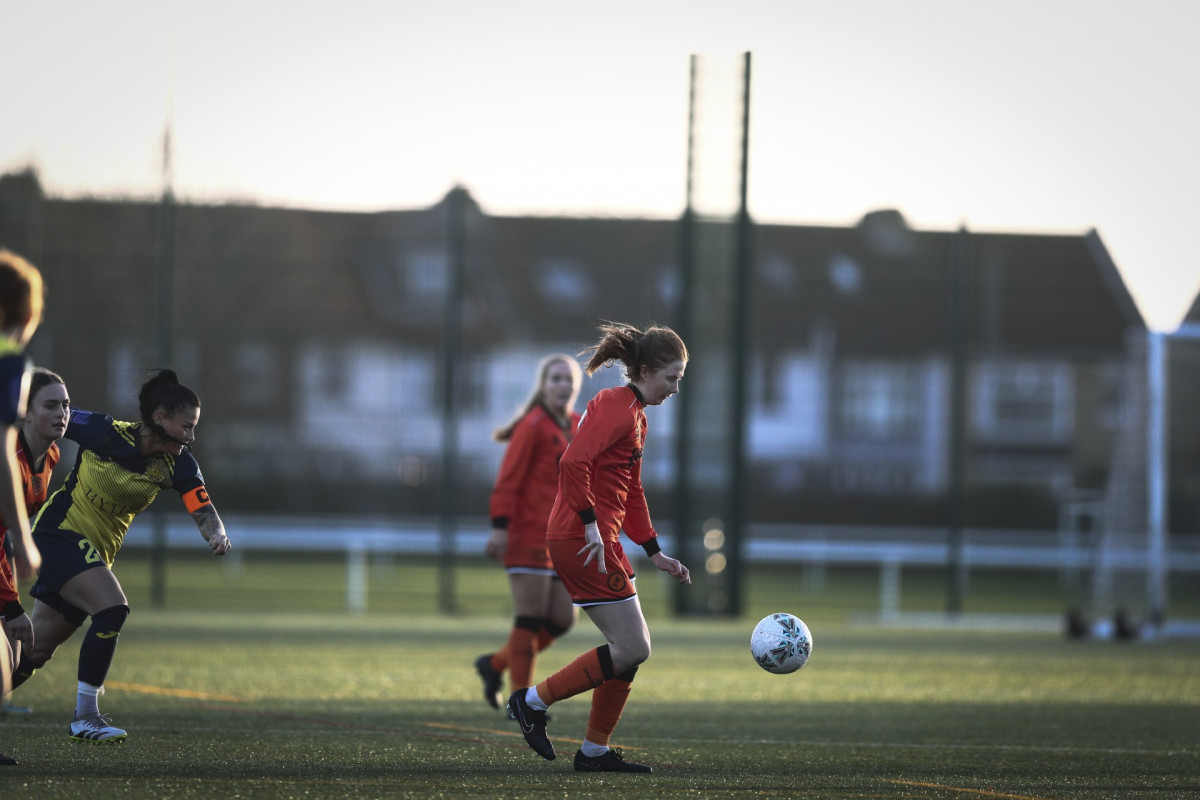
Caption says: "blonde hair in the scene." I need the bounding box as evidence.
[493,353,582,442]
[580,321,688,379]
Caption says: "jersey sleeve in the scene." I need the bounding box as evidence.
[488,414,538,526]
[172,451,206,495]
[619,410,659,549]
[64,408,121,449]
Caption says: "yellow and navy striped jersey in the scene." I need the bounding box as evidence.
[33,408,206,566]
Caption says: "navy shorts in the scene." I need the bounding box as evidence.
[29,528,106,626]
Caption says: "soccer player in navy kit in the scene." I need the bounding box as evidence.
[12,369,231,743]
[508,322,691,773]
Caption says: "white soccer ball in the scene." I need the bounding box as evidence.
[750,612,812,674]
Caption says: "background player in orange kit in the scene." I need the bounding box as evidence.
[474,354,582,709]
[507,322,691,773]
[1,368,68,717]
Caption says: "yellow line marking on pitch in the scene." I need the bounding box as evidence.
[107,680,242,703]
[888,779,1057,800]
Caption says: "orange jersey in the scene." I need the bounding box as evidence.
[547,385,658,550]
[489,406,580,567]
[0,436,60,607]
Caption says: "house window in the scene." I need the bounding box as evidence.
[974,360,1073,444]
[406,249,448,297]
[235,342,279,408]
[537,258,593,306]
[838,361,921,439]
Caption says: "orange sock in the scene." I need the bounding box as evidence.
[492,621,560,675]
[584,676,633,747]
[506,626,538,689]
[536,647,610,705]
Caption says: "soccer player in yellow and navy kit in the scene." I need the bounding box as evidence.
[12,369,231,744]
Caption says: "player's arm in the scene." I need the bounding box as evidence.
[183,486,231,556]
[0,426,37,579]
[622,445,690,584]
[1,538,34,648]
[486,417,537,560]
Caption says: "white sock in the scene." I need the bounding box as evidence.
[580,739,609,757]
[76,681,103,718]
[525,686,549,711]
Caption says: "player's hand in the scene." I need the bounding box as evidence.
[6,611,34,649]
[14,542,41,581]
[651,552,691,584]
[484,527,507,561]
[208,531,231,556]
[578,521,606,574]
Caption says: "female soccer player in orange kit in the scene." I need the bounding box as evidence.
[507,322,691,773]
[1,368,68,718]
[474,354,581,709]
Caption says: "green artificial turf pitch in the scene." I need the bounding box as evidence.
[2,552,1196,799]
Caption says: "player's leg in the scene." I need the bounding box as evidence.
[505,572,554,691]
[2,620,33,715]
[569,596,651,772]
[508,539,641,762]
[536,577,577,652]
[1,618,11,700]
[475,570,548,710]
[59,566,129,743]
[11,598,84,690]
[0,624,11,765]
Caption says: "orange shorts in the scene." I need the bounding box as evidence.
[548,536,637,606]
[503,527,553,571]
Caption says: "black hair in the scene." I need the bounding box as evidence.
[138,369,200,437]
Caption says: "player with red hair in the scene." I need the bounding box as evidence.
[507,322,692,773]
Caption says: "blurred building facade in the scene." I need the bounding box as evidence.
[2,168,1182,534]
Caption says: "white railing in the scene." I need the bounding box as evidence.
[123,514,1200,616]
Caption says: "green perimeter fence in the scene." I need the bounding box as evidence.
[50,547,1200,632]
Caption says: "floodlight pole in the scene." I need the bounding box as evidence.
[1146,330,1166,626]
[437,186,468,614]
[151,122,175,609]
[946,227,970,614]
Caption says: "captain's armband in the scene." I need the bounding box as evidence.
[183,486,212,513]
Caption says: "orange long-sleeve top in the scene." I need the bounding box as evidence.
[488,405,580,540]
[0,435,60,610]
[546,385,660,554]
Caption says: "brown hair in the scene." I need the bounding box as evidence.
[493,353,582,442]
[27,367,65,404]
[0,249,45,332]
[580,321,688,379]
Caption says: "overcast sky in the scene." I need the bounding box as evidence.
[4,0,1197,330]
